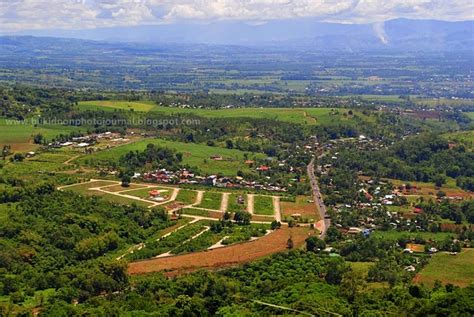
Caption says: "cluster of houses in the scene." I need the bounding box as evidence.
[140,168,288,192]
[46,131,129,151]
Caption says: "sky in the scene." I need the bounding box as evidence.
[1,0,473,32]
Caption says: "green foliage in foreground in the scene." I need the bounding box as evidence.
[7,251,470,316]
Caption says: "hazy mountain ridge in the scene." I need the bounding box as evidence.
[4,18,473,52]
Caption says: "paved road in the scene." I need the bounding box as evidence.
[307,156,330,238]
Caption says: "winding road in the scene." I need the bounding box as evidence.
[307,156,330,238]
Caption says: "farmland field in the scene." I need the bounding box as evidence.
[0,118,85,151]
[77,138,264,175]
[372,230,454,242]
[414,248,474,287]
[77,101,371,125]
[253,195,275,215]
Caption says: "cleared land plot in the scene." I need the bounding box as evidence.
[60,180,118,194]
[175,189,198,205]
[196,192,222,210]
[181,208,218,217]
[120,187,171,199]
[99,183,150,192]
[77,138,263,175]
[227,193,247,213]
[253,195,275,215]
[414,248,474,287]
[281,196,319,220]
[61,180,153,208]
[128,226,315,275]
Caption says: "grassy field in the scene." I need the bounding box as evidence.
[0,118,84,151]
[253,195,275,215]
[175,189,198,205]
[372,230,454,242]
[227,193,247,213]
[77,100,371,125]
[196,192,222,210]
[122,187,171,199]
[78,138,264,175]
[415,248,474,287]
[61,181,154,208]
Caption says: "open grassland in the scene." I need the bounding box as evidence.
[77,100,373,125]
[128,226,315,275]
[253,195,275,216]
[0,119,85,151]
[78,138,263,175]
[414,248,474,287]
[372,230,454,242]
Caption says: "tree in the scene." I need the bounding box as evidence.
[325,258,350,285]
[270,220,281,230]
[306,236,326,252]
[233,210,251,225]
[2,145,11,160]
[33,133,44,145]
[121,174,131,187]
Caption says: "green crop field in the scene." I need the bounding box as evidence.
[253,195,275,215]
[78,138,265,175]
[78,100,158,112]
[77,100,357,125]
[372,230,454,242]
[0,118,84,151]
[416,248,474,287]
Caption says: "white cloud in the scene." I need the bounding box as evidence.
[0,0,473,32]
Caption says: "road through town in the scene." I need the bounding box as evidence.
[308,156,330,238]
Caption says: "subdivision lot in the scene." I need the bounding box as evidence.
[196,191,223,210]
[414,248,474,287]
[175,189,198,205]
[253,195,275,215]
[281,195,319,221]
[128,226,315,275]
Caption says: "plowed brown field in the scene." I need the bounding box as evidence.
[128,226,315,275]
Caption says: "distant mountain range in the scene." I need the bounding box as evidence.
[4,18,473,52]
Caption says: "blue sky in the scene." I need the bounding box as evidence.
[1,0,473,32]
